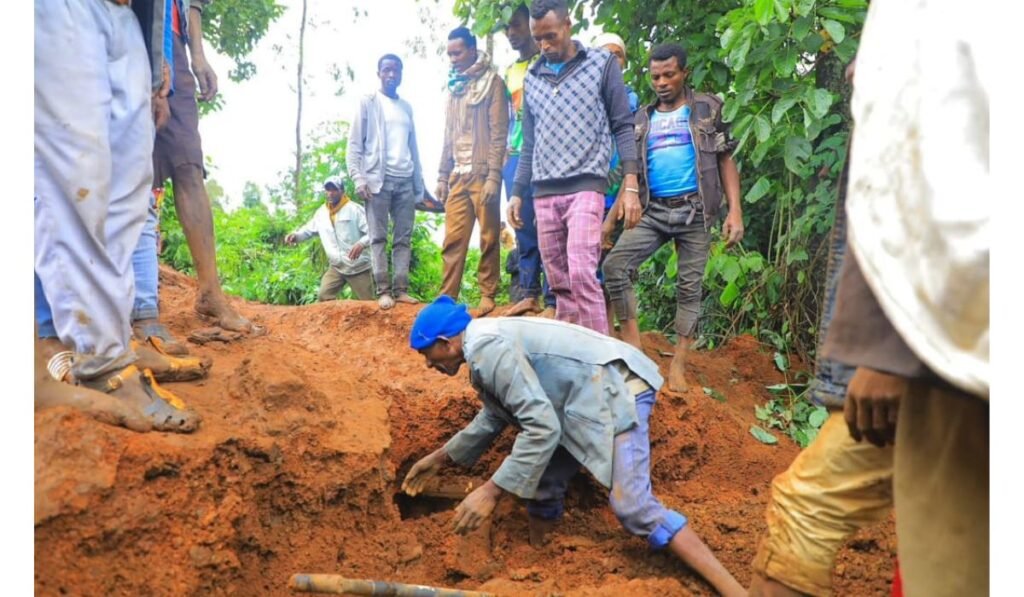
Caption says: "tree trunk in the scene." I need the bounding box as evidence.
[293,0,308,204]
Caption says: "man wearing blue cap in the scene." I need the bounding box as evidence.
[402,296,744,596]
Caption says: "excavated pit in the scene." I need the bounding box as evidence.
[34,267,896,596]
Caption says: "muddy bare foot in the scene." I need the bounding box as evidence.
[537,306,556,319]
[472,297,496,318]
[528,516,557,548]
[195,291,254,333]
[505,296,540,317]
[668,343,689,393]
[394,293,419,305]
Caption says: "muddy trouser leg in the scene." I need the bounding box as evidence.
[346,269,377,301]
[367,182,395,296]
[130,195,161,321]
[751,414,894,595]
[439,174,479,300]
[669,207,712,338]
[525,446,582,520]
[602,205,670,326]
[317,268,345,302]
[389,177,416,295]
[504,156,542,300]
[895,384,988,597]
[609,389,688,548]
[34,0,152,380]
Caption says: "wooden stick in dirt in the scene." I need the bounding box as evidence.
[289,573,495,597]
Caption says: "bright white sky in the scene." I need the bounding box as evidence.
[199,0,516,212]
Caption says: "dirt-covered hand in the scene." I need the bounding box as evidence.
[508,196,523,229]
[348,243,365,260]
[401,449,446,496]
[191,56,218,102]
[356,185,373,202]
[602,211,618,250]
[482,179,500,203]
[621,190,641,230]
[844,366,907,447]
[436,181,450,203]
[452,481,502,535]
[723,211,745,247]
[284,233,298,246]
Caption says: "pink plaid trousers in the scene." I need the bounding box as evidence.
[534,191,609,335]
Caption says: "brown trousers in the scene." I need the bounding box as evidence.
[318,267,375,302]
[895,382,988,596]
[440,173,500,300]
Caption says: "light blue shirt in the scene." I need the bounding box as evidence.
[443,318,664,498]
[647,104,699,198]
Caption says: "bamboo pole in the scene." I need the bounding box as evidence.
[289,574,495,597]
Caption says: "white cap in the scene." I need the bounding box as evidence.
[594,32,626,56]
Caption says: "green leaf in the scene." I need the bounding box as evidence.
[720,280,740,307]
[765,383,790,393]
[750,425,779,445]
[746,176,772,203]
[772,95,799,124]
[665,251,678,279]
[786,247,809,264]
[755,405,771,421]
[822,19,846,44]
[723,98,741,123]
[740,253,765,272]
[783,136,812,175]
[772,46,799,77]
[754,0,774,26]
[703,387,727,402]
[808,88,834,119]
[773,351,789,372]
[833,37,859,63]
[793,15,813,39]
[753,114,772,142]
[808,407,829,428]
[818,7,862,24]
[794,0,816,16]
[721,258,742,283]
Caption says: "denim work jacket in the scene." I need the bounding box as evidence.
[634,87,737,230]
[443,318,664,499]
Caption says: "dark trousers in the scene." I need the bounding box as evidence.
[503,155,555,307]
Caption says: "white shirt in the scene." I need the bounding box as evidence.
[847,0,991,397]
[379,92,415,178]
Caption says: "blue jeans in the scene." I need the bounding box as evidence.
[503,155,555,307]
[36,196,160,338]
[527,389,688,550]
[808,168,856,408]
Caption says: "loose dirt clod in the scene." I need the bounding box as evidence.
[34,266,895,596]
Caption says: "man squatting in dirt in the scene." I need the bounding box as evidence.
[402,296,745,597]
[285,175,375,302]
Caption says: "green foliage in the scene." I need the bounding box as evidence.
[159,123,509,307]
[454,0,863,361]
[197,0,285,115]
[753,351,827,448]
[202,0,285,81]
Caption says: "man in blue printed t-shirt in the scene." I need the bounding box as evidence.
[603,43,744,393]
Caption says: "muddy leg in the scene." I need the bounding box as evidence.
[173,163,252,332]
[668,337,690,393]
